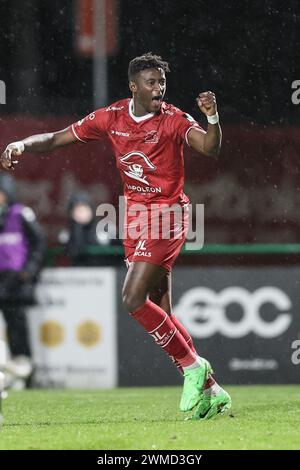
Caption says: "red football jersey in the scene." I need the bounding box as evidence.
[70,98,205,207]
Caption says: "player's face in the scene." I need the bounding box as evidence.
[131,68,166,114]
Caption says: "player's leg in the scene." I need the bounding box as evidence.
[123,262,212,412]
[122,260,166,312]
[149,270,171,314]
[122,261,209,373]
[149,272,196,371]
[150,273,184,373]
[149,273,231,417]
[123,261,194,360]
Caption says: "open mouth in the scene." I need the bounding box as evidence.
[152,95,163,102]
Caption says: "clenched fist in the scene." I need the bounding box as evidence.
[196,91,217,117]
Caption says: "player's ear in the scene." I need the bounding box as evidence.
[129,80,137,93]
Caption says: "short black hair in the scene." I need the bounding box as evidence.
[128,52,170,81]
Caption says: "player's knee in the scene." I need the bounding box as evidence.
[122,290,146,313]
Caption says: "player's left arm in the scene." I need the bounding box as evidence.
[187,91,222,157]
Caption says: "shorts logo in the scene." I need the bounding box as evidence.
[134,240,151,257]
[120,151,156,185]
[136,240,146,251]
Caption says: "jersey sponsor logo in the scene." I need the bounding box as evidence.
[145,130,159,143]
[120,151,156,185]
[88,112,95,120]
[111,130,130,137]
[174,286,292,338]
[126,184,162,193]
[77,119,84,126]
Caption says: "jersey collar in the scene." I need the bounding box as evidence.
[129,99,155,123]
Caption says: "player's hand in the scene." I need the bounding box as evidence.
[0,142,24,170]
[196,91,217,116]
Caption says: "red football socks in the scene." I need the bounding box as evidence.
[131,300,198,368]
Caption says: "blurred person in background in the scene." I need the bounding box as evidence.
[59,190,121,266]
[1,52,230,419]
[0,173,45,389]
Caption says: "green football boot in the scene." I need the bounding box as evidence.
[180,358,212,412]
[192,387,232,420]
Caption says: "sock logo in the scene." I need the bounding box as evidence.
[150,328,176,347]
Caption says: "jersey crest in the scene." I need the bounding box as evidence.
[120,151,156,185]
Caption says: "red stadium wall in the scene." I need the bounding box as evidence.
[186,125,300,243]
[0,116,299,244]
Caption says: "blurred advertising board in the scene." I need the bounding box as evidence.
[117,267,300,385]
[28,268,117,388]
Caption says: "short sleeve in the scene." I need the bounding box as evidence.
[173,112,205,145]
[70,108,110,143]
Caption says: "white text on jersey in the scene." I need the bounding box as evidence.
[111,130,130,137]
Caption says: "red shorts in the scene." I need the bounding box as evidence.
[123,204,189,271]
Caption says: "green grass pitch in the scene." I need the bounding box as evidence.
[0,386,299,450]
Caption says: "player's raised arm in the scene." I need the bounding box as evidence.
[1,127,77,170]
[187,91,222,158]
